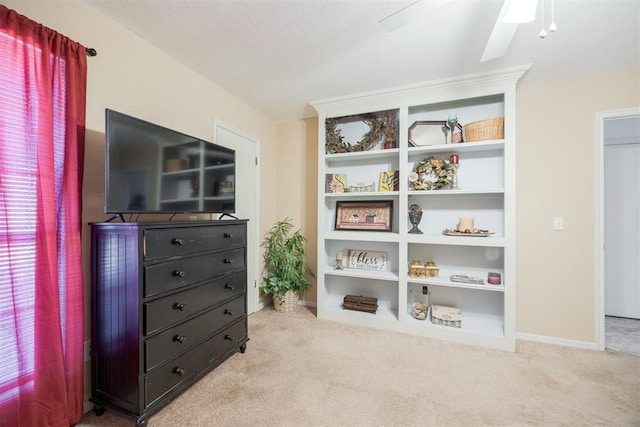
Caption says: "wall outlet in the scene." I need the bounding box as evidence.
[84,340,91,361]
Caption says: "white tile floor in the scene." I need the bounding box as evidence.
[605,316,640,356]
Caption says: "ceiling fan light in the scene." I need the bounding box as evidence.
[503,0,538,23]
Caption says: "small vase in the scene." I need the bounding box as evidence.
[408,211,423,234]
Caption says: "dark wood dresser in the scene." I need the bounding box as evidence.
[89,220,248,426]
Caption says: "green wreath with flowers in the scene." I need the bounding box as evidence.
[408,156,457,190]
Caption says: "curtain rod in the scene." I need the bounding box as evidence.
[85,47,97,57]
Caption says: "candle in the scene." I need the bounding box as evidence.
[458,217,474,231]
[450,154,459,164]
[336,252,343,260]
[488,272,501,285]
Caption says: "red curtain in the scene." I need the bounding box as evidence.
[0,6,86,426]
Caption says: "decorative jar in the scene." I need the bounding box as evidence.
[425,261,439,278]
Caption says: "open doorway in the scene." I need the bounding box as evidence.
[597,109,640,355]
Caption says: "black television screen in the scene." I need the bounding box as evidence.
[105,109,235,214]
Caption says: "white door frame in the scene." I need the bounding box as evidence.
[595,107,640,350]
[213,119,262,314]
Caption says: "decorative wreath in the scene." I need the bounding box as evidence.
[409,156,457,190]
[325,111,397,154]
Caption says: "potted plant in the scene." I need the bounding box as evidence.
[261,217,314,312]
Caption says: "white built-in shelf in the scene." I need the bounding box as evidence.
[325,267,399,281]
[313,65,529,352]
[325,191,400,199]
[407,234,505,247]
[325,148,399,163]
[324,231,399,242]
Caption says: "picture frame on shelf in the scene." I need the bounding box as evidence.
[334,200,393,232]
[379,170,399,192]
[345,249,388,271]
[325,173,347,193]
[408,120,464,146]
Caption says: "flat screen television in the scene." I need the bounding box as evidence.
[105,109,235,215]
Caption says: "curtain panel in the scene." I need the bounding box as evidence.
[0,6,87,426]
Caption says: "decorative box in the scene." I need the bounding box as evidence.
[431,305,462,328]
[342,294,378,314]
[409,260,426,278]
[425,261,439,278]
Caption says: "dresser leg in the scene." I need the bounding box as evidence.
[92,405,105,416]
[240,343,247,353]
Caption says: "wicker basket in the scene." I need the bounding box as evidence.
[463,117,504,142]
[273,290,299,313]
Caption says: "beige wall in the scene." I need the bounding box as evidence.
[516,68,639,342]
[274,119,318,303]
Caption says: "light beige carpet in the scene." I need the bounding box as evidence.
[79,306,640,426]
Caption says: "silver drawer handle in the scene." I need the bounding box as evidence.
[224,309,234,316]
[173,335,186,343]
[224,232,233,239]
[172,270,185,278]
[223,258,233,264]
[173,303,186,311]
[171,237,184,246]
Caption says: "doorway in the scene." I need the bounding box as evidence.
[213,120,262,314]
[597,108,640,354]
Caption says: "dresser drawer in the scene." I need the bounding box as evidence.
[144,224,246,260]
[144,248,245,297]
[145,271,246,335]
[145,295,245,372]
[144,319,247,407]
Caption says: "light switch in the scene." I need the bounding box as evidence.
[553,217,564,230]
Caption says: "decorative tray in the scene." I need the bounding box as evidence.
[442,228,495,237]
[450,275,485,284]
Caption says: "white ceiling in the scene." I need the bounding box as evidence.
[85,0,640,122]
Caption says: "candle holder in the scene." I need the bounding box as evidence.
[449,154,459,190]
[447,113,458,145]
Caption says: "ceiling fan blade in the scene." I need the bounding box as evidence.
[378,0,428,32]
[481,0,519,62]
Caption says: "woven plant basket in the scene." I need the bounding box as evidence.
[273,290,299,313]
[463,117,504,142]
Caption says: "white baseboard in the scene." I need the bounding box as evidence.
[516,332,599,350]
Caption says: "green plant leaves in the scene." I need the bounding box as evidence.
[260,217,314,299]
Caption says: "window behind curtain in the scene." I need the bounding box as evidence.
[0,30,38,401]
[0,5,86,425]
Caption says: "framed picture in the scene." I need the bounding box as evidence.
[334,200,393,232]
[379,170,399,192]
[408,120,464,146]
[325,173,347,193]
[345,249,387,270]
